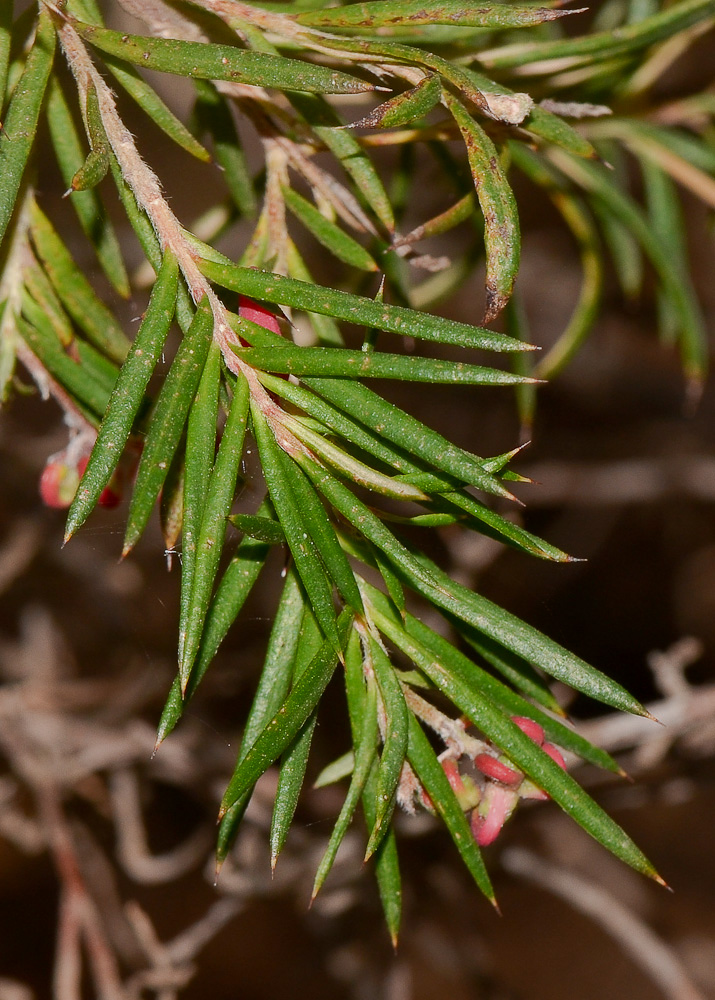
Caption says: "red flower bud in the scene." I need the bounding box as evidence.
[441,758,464,794]
[542,742,567,770]
[474,753,522,788]
[239,296,282,336]
[511,716,545,746]
[39,458,80,508]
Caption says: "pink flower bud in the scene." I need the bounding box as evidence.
[542,742,567,770]
[474,753,522,788]
[471,785,518,846]
[239,296,282,336]
[511,716,545,746]
[39,459,80,508]
[441,758,464,794]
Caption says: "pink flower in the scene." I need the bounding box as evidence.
[471,785,518,846]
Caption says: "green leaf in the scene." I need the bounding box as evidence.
[312,667,379,899]
[510,144,603,382]
[178,341,223,669]
[363,763,402,946]
[180,374,250,686]
[285,241,345,345]
[410,485,574,562]
[156,514,273,747]
[23,261,74,347]
[216,568,307,866]
[0,9,55,248]
[228,512,286,545]
[270,606,324,866]
[252,405,342,653]
[72,18,378,95]
[219,609,354,817]
[194,80,256,216]
[45,77,129,296]
[459,625,564,715]
[479,0,714,68]
[314,751,355,788]
[288,90,395,233]
[66,249,179,540]
[275,446,364,614]
[0,3,12,110]
[279,408,430,503]
[462,68,597,160]
[199,260,531,353]
[237,344,534,385]
[548,148,708,385]
[347,74,441,130]
[104,54,211,162]
[29,201,130,365]
[304,378,517,500]
[407,713,495,902]
[365,637,409,858]
[642,158,698,346]
[15,316,110,419]
[445,92,520,322]
[296,1,578,29]
[123,296,214,555]
[301,455,652,717]
[70,81,110,191]
[283,186,378,272]
[365,584,620,773]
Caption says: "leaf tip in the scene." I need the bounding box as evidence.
[483,289,509,325]
[652,872,671,891]
[684,375,704,417]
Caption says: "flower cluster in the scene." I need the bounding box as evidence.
[437,716,567,847]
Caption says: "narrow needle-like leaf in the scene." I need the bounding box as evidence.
[123,296,213,555]
[181,374,250,688]
[178,341,222,667]
[445,91,520,322]
[270,606,324,867]
[66,249,178,540]
[71,18,378,94]
[312,672,378,900]
[29,201,130,364]
[199,261,531,353]
[219,610,354,817]
[407,713,495,903]
[0,9,55,247]
[252,405,342,653]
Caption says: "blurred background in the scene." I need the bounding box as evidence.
[1,7,714,998]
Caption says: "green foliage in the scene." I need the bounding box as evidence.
[3,0,712,937]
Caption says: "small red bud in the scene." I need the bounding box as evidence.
[239,296,282,336]
[441,758,465,794]
[39,459,79,508]
[474,753,522,788]
[542,742,567,770]
[511,716,545,746]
